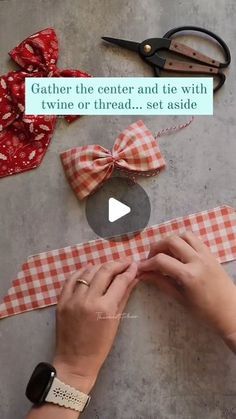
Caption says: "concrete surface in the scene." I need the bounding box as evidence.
[0,0,236,418]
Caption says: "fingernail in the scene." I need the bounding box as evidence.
[130,261,138,269]
[125,263,133,271]
[138,260,147,269]
[116,259,130,264]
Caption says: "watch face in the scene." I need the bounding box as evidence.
[26,362,56,404]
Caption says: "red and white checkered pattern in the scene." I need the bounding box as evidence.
[0,205,235,320]
[60,120,166,200]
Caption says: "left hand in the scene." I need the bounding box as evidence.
[53,260,138,394]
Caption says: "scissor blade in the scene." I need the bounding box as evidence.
[102,37,140,53]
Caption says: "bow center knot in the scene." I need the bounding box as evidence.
[111,152,120,163]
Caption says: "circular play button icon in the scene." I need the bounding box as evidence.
[108,197,131,222]
[85,177,151,240]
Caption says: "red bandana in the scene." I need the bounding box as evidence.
[0,28,91,178]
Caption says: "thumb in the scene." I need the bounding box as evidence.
[138,253,184,280]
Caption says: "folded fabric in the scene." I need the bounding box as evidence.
[0,205,235,320]
[61,120,166,200]
[0,28,91,178]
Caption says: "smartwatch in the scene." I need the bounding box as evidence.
[25,362,91,413]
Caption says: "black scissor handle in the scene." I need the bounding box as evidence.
[163,26,231,68]
[214,72,226,92]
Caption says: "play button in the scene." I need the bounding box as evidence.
[108,198,131,222]
[85,177,151,240]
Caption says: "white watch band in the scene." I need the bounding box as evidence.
[45,376,91,412]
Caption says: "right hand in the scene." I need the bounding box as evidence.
[138,232,236,347]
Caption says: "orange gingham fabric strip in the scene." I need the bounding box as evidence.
[60,120,166,200]
[0,205,236,320]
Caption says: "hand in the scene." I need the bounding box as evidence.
[53,260,138,394]
[139,233,236,346]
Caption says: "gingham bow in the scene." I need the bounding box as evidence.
[0,28,91,178]
[61,120,166,200]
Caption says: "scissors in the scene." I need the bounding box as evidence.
[102,26,231,92]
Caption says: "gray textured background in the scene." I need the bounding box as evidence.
[0,0,236,418]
